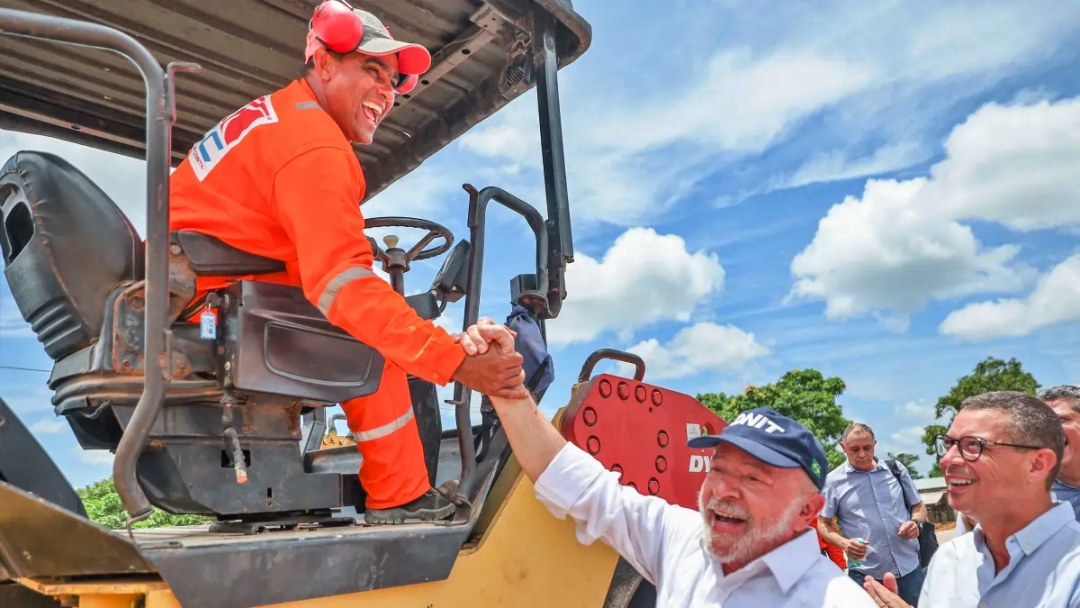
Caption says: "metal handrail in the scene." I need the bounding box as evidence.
[447,184,548,510]
[0,8,191,528]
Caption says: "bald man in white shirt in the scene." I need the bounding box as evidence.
[456,321,876,607]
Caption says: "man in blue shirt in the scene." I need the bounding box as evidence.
[817,423,929,606]
[864,391,1080,608]
[1040,385,1080,518]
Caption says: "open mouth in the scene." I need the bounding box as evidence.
[946,477,976,491]
[710,509,749,532]
[361,100,384,125]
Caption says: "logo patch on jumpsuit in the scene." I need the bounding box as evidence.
[189,95,278,181]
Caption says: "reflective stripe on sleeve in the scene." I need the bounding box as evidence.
[353,408,415,443]
[317,266,376,316]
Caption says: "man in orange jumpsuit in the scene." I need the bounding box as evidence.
[168,2,528,524]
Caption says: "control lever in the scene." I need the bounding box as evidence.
[221,393,248,484]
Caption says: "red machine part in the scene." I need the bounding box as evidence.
[559,374,729,510]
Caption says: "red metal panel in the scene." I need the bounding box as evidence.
[559,374,729,510]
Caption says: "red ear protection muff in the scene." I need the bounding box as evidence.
[311,0,364,54]
[311,0,420,96]
[395,73,418,95]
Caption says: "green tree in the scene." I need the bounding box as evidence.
[698,368,852,470]
[929,461,942,477]
[921,356,1040,460]
[78,477,212,529]
[887,452,923,479]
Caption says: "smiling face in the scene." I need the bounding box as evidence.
[941,408,1053,519]
[698,442,824,569]
[308,48,398,144]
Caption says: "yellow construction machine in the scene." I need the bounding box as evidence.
[0,2,726,606]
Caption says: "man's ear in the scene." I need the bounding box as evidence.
[1030,448,1059,484]
[802,492,826,521]
[312,48,337,81]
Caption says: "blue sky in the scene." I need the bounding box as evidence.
[4,0,1080,490]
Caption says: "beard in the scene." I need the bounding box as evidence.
[699,492,804,565]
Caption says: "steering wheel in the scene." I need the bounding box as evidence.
[364,217,454,265]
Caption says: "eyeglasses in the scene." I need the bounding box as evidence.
[934,434,1044,462]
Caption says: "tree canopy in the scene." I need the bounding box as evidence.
[920,356,1040,460]
[698,368,852,470]
[887,452,923,479]
[78,477,212,529]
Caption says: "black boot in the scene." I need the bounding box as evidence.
[364,482,457,525]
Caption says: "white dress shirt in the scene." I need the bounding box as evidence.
[921,501,1080,607]
[533,442,877,607]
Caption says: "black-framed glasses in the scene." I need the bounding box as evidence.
[934,433,1044,461]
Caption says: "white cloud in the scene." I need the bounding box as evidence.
[939,255,1080,341]
[30,417,67,434]
[887,426,930,460]
[76,447,115,466]
[456,1,1080,226]
[545,228,725,347]
[459,49,873,227]
[789,94,1080,328]
[361,163,466,221]
[587,49,875,155]
[778,141,928,192]
[789,177,1036,322]
[617,322,769,381]
[894,400,935,421]
[927,98,1080,231]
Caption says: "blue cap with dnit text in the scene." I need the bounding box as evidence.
[687,407,829,491]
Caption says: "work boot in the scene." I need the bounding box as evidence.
[364,482,457,525]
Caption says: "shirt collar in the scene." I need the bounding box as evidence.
[1054,478,1080,492]
[842,459,884,474]
[1013,501,1075,556]
[758,528,822,593]
[973,501,1075,557]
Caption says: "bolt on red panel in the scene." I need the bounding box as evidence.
[559,374,729,510]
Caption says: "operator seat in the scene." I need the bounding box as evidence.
[0,150,144,360]
[0,150,447,517]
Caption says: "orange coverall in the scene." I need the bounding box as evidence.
[818,528,847,570]
[168,78,465,510]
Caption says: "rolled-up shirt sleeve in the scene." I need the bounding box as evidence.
[533,442,698,586]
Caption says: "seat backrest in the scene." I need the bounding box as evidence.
[0,150,144,360]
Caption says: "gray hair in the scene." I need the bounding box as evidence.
[842,423,875,442]
[960,391,1065,490]
[1038,385,1080,411]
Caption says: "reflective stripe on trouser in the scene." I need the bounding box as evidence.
[341,356,431,510]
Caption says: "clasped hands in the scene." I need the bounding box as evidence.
[448,317,530,400]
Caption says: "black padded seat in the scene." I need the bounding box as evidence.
[0,150,144,360]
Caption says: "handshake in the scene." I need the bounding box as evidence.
[448,317,531,400]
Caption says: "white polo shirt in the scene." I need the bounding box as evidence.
[533,442,877,607]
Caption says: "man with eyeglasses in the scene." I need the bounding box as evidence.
[953,384,1080,537]
[862,391,1080,608]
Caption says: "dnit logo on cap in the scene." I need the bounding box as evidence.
[730,411,786,434]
